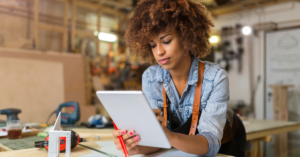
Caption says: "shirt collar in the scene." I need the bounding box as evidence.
[155,55,199,86]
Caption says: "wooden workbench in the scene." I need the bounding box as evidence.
[1,119,300,157]
[0,128,233,157]
[243,118,300,157]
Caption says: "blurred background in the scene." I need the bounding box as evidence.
[0,0,300,156]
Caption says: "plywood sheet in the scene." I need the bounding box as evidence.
[0,57,64,123]
[0,48,93,122]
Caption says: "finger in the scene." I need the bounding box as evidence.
[123,130,136,141]
[125,135,139,146]
[129,146,139,155]
[116,143,122,151]
[114,137,120,145]
[126,137,140,151]
[112,130,127,137]
[157,116,165,123]
[153,109,161,116]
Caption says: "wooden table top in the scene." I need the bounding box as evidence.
[0,141,232,157]
[243,118,300,140]
[2,118,300,156]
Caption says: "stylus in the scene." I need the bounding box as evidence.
[113,121,129,157]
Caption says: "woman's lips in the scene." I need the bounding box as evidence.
[159,58,170,65]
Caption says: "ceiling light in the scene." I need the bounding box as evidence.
[94,31,99,36]
[98,32,117,42]
[242,26,252,35]
[209,35,220,44]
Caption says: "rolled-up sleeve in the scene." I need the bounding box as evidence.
[197,68,229,156]
[142,70,159,109]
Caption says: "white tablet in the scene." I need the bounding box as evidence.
[96,91,171,149]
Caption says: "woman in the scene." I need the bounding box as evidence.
[112,0,246,156]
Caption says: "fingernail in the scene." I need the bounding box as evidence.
[136,139,139,142]
[135,136,139,140]
[122,131,126,134]
[130,132,133,135]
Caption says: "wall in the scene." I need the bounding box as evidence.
[213,2,300,156]
[213,1,300,120]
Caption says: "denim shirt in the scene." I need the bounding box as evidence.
[142,56,228,157]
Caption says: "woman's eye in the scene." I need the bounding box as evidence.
[163,40,172,44]
[150,45,156,48]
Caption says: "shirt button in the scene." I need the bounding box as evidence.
[180,110,183,112]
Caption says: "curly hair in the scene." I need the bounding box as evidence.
[125,0,214,64]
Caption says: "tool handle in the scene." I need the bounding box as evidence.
[35,141,48,148]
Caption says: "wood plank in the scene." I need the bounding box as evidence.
[75,29,95,38]
[97,4,101,54]
[0,141,100,157]
[63,0,69,52]
[209,0,291,16]
[0,57,64,123]
[33,0,39,48]
[76,0,98,10]
[0,47,91,122]
[0,140,233,157]
[246,122,300,141]
[71,0,76,51]
[250,140,258,157]
[38,23,64,32]
[0,144,13,152]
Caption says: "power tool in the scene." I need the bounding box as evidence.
[0,108,21,121]
[46,102,80,125]
[35,130,83,152]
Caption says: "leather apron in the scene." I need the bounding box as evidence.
[162,62,246,157]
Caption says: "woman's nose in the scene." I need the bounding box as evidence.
[156,44,166,56]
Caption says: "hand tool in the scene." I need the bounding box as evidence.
[46,101,80,125]
[35,130,83,152]
[0,108,21,121]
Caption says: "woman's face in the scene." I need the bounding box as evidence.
[149,29,188,70]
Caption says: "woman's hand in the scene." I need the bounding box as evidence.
[153,109,165,127]
[152,109,176,143]
[112,130,140,155]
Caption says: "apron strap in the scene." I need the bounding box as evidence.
[189,62,204,135]
[162,86,168,127]
[162,61,205,135]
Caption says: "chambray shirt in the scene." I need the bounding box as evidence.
[142,56,228,157]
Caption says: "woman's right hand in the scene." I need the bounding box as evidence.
[112,130,140,155]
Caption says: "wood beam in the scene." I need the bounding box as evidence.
[75,30,95,38]
[76,0,99,9]
[63,0,69,52]
[209,0,292,16]
[71,0,77,51]
[33,0,40,48]
[101,0,132,9]
[39,23,64,32]
[97,4,101,54]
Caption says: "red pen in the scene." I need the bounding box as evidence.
[113,121,129,157]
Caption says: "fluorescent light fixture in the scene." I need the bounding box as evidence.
[209,35,220,44]
[242,26,251,35]
[98,32,117,42]
[94,31,99,36]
